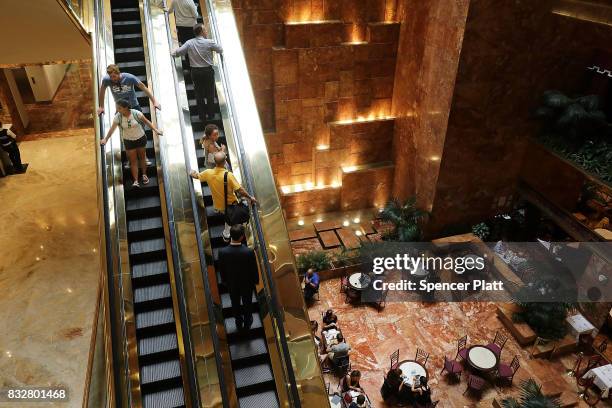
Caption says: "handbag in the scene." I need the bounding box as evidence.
[224,171,250,225]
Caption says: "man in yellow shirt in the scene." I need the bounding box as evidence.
[190,151,257,240]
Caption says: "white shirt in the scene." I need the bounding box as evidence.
[113,110,146,141]
[169,0,198,27]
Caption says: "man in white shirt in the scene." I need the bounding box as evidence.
[167,0,199,44]
[172,23,223,122]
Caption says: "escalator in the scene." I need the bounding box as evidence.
[106,1,187,406]
[177,27,281,408]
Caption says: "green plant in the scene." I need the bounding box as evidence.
[501,378,562,408]
[379,197,428,242]
[471,222,490,240]
[332,246,358,268]
[296,250,332,273]
[512,273,575,340]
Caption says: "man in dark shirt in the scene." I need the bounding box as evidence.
[217,224,259,330]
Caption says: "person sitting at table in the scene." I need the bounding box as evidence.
[310,320,321,349]
[323,309,335,325]
[320,333,350,366]
[342,370,364,394]
[322,313,339,333]
[380,367,403,401]
[348,394,367,408]
[412,376,432,406]
[303,268,320,301]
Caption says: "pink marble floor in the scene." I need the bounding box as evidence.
[308,278,610,407]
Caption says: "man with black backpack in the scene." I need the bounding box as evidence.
[190,151,256,241]
[0,121,24,174]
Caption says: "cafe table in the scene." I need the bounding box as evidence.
[348,273,372,290]
[466,345,499,373]
[398,359,428,386]
[584,363,612,399]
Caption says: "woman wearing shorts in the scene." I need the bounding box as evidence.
[100,99,163,187]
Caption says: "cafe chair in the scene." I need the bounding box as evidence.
[487,331,508,356]
[340,272,349,293]
[579,333,595,353]
[463,374,485,397]
[440,355,463,381]
[579,355,603,378]
[415,348,430,366]
[456,335,468,361]
[576,374,595,399]
[566,352,583,377]
[377,288,389,311]
[390,349,400,370]
[497,355,520,385]
[596,338,607,354]
[582,383,602,407]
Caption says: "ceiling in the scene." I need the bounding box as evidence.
[0,0,91,66]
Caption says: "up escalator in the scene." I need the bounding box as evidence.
[177,25,281,408]
[109,1,186,406]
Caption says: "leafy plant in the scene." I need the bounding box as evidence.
[535,91,612,183]
[512,272,575,340]
[501,378,562,408]
[379,197,428,242]
[471,222,490,240]
[296,250,332,273]
[332,246,358,268]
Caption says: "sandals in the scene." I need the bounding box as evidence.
[142,175,150,185]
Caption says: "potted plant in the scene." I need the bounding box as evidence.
[472,222,490,241]
[296,250,332,275]
[501,378,562,408]
[379,196,428,242]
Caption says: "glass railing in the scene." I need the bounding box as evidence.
[198,0,330,406]
[60,0,94,36]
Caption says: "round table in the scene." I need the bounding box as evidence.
[348,273,372,290]
[398,360,428,386]
[467,345,498,372]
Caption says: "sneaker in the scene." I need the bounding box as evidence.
[145,159,152,166]
[142,175,150,185]
[132,180,140,188]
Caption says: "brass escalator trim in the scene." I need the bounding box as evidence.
[199,0,330,406]
[54,0,93,42]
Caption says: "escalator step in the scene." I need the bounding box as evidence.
[139,333,178,357]
[126,195,160,211]
[130,237,165,255]
[224,313,262,335]
[132,260,168,279]
[136,307,174,329]
[112,20,142,35]
[143,387,185,408]
[134,283,172,303]
[128,216,163,233]
[141,359,181,385]
[221,292,256,310]
[238,391,279,408]
[233,362,274,389]
[229,338,268,362]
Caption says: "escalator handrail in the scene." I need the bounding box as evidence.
[202,2,302,405]
[92,0,127,402]
[156,1,231,406]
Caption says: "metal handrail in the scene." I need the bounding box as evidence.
[140,0,227,406]
[202,2,302,405]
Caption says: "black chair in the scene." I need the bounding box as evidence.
[390,349,400,370]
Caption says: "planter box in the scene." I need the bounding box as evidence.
[318,262,364,281]
[496,304,537,346]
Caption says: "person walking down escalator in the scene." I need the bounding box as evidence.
[0,121,24,174]
[190,151,257,241]
[167,0,199,44]
[100,100,163,188]
[171,23,223,122]
[97,64,161,115]
[217,224,260,330]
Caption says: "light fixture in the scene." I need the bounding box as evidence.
[355,230,363,236]
[342,165,358,173]
[429,155,440,161]
[298,220,305,226]
[316,218,323,223]
[343,220,350,227]
[40,245,44,250]
[66,288,73,293]
[353,217,360,223]
[316,144,330,151]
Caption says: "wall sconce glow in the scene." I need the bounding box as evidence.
[298,220,305,226]
[316,218,323,223]
[342,165,358,173]
[305,181,314,189]
[280,181,342,194]
[355,230,363,236]
[342,220,350,227]
[281,186,291,194]
[353,217,360,223]
[335,115,395,125]
[429,155,440,161]
[331,181,341,188]
[316,144,330,151]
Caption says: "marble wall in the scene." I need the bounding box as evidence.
[428,0,612,234]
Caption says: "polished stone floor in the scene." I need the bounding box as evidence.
[0,129,100,407]
[308,278,611,407]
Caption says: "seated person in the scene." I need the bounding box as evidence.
[310,320,321,349]
[323,309,335,325]
[303,268,320,301]
[412,376,432,406]
[342,370,364,394]
[322,310,338,331]
[380,367,403,401]
[348,394,368,408]
[320,333,350,367]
